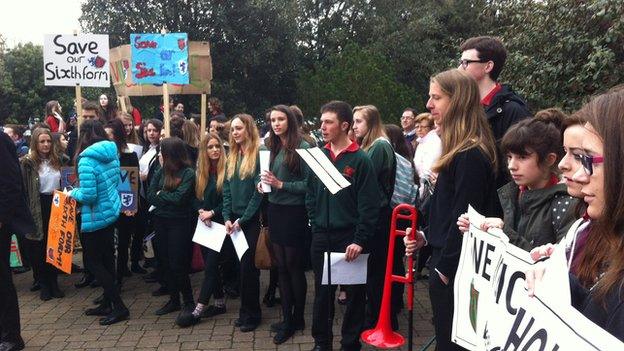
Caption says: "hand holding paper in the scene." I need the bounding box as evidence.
[321,252,369,285]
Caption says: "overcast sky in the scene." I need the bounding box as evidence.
[1,0,82,48]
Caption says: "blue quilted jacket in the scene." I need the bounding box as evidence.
[70,141,121,233]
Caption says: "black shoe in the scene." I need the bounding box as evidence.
[240,321,259,332]
[89,279,100,288]
[85,303,112,316]
[273,327,295,344]
[234,318,245,327]
[310,344,327,351]
[263,292,278,307]
[151,286,168,297]
[270,320,305,332]
[29,281,41,292]
[155,300,181,316]
[50,286,65,299]
[224,286,239,299]
[175,302,198,327]
[0,337,25,351]
[74,273,94,288]
[12,266,30,274]
[99,303,129,325]
[40,287,52,301]
[131,262,147,274]
[93,294,104,305]
[200,305,226,318]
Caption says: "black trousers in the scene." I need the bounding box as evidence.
[154,216,194,304]
[24,194,59,292]
[311,229,366,350]
[131,199,148,264]
[115,214,136,278]
[82,225,122,305]
[428,249,467,351]
[0,226,21,342]
[198,244,227,304]
[235,214,261,323]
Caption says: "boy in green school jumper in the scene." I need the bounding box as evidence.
[305,101,380,351]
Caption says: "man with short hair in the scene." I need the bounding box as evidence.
[3,125,28,158]
[306,101,380,351]
[459,36,531,187]
[400,108,417,157]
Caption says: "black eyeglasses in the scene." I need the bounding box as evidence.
[579,154,604,175]
[459,58,488,69]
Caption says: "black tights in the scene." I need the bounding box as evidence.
[272,243,307,326]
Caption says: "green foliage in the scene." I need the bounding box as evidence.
[489,0,624,111]
[0,43,75,124]
[296,43,417,124]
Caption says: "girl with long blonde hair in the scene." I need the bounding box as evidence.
[223,113,263,332]
[424,69,499,351]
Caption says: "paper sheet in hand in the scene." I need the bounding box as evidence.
[321,252,369,285]
[192,218,227,253]
[296,147,350,194]
[230,227,249,260]
[259,150,271,193]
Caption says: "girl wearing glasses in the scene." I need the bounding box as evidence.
[457,111,579,250]
[527,87,624,341]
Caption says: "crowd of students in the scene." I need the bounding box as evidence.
[1,34,624,351]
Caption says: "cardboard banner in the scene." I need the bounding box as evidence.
[130,33,189,85]
[453,207,624,351]
[10,235,23,268]
[46,191,77,274]
[119,167,139,212]
[43,34,110,87]
[109,41,212,96]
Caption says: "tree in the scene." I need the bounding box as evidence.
[296,43,417,124]
[0,43,75,124]
[489,0,624,111]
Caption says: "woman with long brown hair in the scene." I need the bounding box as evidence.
[147,137,196,320]
[425,69,499,350]
[351,105,400,329]
[223,113,263,332]
[259,105,310,343]
[527,88,624,341]
[20,127,69,301]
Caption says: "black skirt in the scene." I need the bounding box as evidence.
[266,202,308,247]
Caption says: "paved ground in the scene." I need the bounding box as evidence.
[13,258,434,351]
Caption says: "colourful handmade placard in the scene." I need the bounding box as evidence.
[130,33,189,85]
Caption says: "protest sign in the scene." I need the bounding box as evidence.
[60,166,79,190]
[10,235,23,268]
[452,207,624,351]
[43,34,110,87]
[109,41,211,96]
[118,167,139,212]
[130,33,189,85]
[46,190,77,274]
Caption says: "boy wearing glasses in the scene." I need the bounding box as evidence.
[459,36,531,188]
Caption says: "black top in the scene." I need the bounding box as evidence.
[427,147,499,280]
[0,133,35,236]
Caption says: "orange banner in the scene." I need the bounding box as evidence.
[46,190,77,274]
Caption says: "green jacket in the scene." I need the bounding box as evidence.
[262,140,310,206]
[305,144,380,248]
[20,154,70,241]
[498,181,579,250]
[194,175,224,224]
[222,153,262,226]
[366,138,396,208]
[148,167,196,218]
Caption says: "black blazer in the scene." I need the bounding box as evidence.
[0,133,35,237]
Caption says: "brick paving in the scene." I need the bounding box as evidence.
[13,258,434,351]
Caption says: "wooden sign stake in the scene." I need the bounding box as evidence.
[200,93,207,140]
